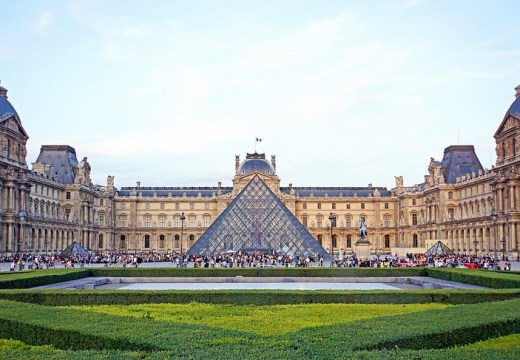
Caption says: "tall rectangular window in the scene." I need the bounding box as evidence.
[412,213,418,225]
[317,203,321,210]
[346,203,350,209]
[100,199,104,206]
[303,203,307,210]
[144,216,151,227]
[174,216,180,228]
[189,217,195,228]
[302,216,308,227]
[332,203,336,210]
[119,217,126,227]
[317,217,322,228]
[175,203,180,210]
[204,216,210,227]
[99,213,104,226]
[384,203,389,209]
[159,216,166,228]
[160,203,165,210]
[205,203,209,210]
[66,192,71,200]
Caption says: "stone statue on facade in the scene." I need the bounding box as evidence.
[358,218,368,240]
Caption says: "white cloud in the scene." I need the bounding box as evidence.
[32,11,54,36]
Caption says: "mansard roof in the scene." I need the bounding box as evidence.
[35,145,79,184]
[117,187,233,197]
[281,187,392,197]
[440,145,483,184]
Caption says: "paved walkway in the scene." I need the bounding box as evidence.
[1,260,519,272]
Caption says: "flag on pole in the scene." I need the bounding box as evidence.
[256,138,262,142]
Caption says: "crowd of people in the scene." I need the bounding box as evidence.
[1,251,516,271]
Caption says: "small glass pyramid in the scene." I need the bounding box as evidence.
[187,175,331,259]
[424,241,455,256]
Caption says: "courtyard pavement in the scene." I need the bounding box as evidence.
[1,259,519,272]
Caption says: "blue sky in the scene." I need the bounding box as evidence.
[1,0,519,189]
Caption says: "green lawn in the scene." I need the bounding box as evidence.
[64,302,449,335]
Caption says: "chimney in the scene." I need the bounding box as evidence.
[515,84,520,99]
[235,155,240,174]
[271,155,276,172]
[0,81,7,99]
[136,181,141,188]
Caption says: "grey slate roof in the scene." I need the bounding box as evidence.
[35,145,79,184]
[117,187,233,197]
[281,187,392,197]
[440,145,483,184]
[505,96,520,120]
[0,92,19,122]
[237,153,275,176]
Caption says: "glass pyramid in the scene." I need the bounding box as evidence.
[187,175,331,259]
[59,241,90,258]
[424,241,455,256]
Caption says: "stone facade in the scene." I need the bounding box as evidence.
[1,83,520,259]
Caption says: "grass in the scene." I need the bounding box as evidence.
[64,302,450,335]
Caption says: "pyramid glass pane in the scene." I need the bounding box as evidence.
[187,176,331,259]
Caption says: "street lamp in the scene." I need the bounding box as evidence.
[473,239,478,256]
[329,212,336,258]
[179,212,186,255]
[491,208,498,269]
[18,210,27,258]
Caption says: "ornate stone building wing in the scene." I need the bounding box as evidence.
[187,175,331,259]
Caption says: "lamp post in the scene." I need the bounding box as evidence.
[505,211,510,261]
[329,212,336,258]
[491,209,498,269]
[179,212,186,255]
[473,239,478,256]
[18,210,27,258]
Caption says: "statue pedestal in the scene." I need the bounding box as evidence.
[355,239,371,261]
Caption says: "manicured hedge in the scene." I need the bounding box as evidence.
[0,288,519,306]
[0,298,519,357]
[1,346,519,359]
[427,268,520,289]
[0,269,89,289]
[88,266,428,277]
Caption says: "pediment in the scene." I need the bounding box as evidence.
[494,115,519,139]
[0,116,28,139]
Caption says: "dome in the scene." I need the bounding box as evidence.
[237,153,275,176]
[505,95,520,120]
[0,86,19,120]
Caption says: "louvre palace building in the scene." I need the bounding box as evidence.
[1,83,520,259]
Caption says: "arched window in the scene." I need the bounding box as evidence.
[174,235,180,248]
[98,234,104,249]
[188,234,195,246]
[317,234,323,246]
[384,235,390,248]
[120,235,126,249]
[332,235,337,248]
[144,235,150,248]
[159,234,165,248]
[346,235,352,248]
[412,234,418,247]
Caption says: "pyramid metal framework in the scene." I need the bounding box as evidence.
[424,241,455,256]
[187,175,331,259]
[59,241,90,258]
